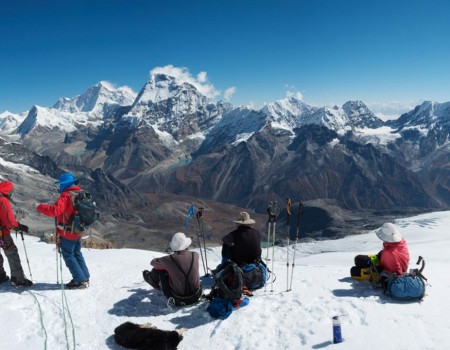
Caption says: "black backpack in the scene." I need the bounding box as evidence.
[212,261,244,301]
[69,191,100,233]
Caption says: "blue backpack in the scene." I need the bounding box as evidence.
[241,261,268,290]
[385,256,427,301]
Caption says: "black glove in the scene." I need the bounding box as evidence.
[18,223,29,233]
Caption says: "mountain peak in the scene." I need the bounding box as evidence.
[53,82,136,113]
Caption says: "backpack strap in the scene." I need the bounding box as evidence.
[170,253,195,296]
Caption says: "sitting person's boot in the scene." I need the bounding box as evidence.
[10,276,33,287]
[143,270,160,290]
[0,273,10,284]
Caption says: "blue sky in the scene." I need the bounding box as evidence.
[1,0,449,117]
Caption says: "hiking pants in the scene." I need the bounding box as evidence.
[0,236,25,278]
[60,236,90,283]
[149,269,202,306]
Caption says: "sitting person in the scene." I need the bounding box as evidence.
[221,211,262,266]
[219,211,266,291]
[143,232,202,306]
[351,222,410,284]
[376,222,410,276]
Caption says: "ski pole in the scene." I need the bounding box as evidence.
[195,208,208,276]
[285,198,292,292]
[196,207,209,276]
[18,230,33,281]
[289,201,303,291]
[55,218,60,284]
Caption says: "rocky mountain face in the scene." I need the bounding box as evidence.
[2,71,450,249]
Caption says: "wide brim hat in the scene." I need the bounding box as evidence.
[170,232,192,251]
[376,222,403,243]
[232,211,256,225]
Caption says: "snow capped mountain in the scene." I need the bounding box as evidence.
[342,100,385,129]
[0,110,26,134]
[261,97,319,132]
[17,82,136,136]
[392,100,450,130]
[53,81,136,114]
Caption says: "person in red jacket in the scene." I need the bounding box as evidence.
[0,180,33,287]
[36,173,90,289]
[376,222,410,276]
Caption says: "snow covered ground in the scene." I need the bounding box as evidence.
[1,211,450,350]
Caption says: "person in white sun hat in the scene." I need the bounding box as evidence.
[376,222,410,276]
[143,232,202,306]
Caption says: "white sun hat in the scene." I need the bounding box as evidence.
[170,232,192,251]
[376,222,403,243]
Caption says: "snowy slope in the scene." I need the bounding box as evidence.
[1,212,449,349]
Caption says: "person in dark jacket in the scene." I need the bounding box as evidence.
[143,232,202,306]
[221,211,262,266]
[36,173,90,289]
[0,180,32,287]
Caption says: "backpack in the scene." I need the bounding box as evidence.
[69,191,100,233]
[241,261,267,290]
[384,256,428,301]
[212,261,244,301]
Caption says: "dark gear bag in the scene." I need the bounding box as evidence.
[69,191,100,233]
[241,261,267,290]
[211,260,244,301]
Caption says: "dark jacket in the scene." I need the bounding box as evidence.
[222,225,262,265]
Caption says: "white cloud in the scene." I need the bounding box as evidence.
[150,65,220,99]
[223,87,236,101]
[366,100,421,120]
[286,90,303,100]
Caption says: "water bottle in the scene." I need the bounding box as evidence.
[332,316,343,344]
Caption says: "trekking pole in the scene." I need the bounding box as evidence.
[285,198,292,292]
[186,204,206,276]
[18,230,33,281]
[264,202,273,292]
[55,218,60,284]
[268,201,280,292]
[196,207,210,276]
[289,201,304,291]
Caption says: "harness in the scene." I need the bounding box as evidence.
[170,253,196,296]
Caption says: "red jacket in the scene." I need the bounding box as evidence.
[37,185,82,240]
[380,239,410,275]
[0,181,19,237]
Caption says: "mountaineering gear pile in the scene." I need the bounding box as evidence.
[350,254,381,283]
[207,260,249,319]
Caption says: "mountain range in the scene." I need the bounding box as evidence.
[1,70,450,249]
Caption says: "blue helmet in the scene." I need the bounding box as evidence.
[55,173,77,192]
